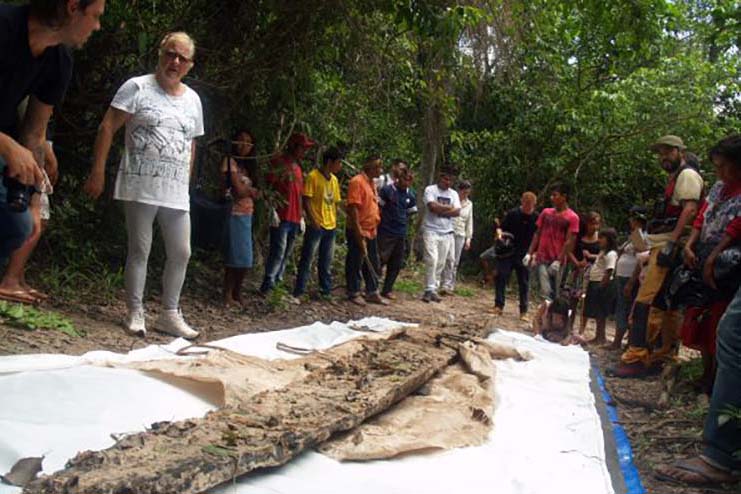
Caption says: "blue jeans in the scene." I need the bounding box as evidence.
[293,226,336,296]
[495,256,530,314]
[614,276,637,333]
[345,230,380,297]
[702,286,741,471]
[535,262,561,302]
[260,221,299,293]
[0,158,32,262]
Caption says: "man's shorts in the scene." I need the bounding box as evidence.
[0,157,33,260]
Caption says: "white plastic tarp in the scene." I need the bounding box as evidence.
[0,320,614,494]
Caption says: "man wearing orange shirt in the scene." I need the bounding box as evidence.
[345,156,388,306]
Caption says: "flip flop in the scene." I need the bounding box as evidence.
[655,458,741,486]
[0,289,39,305]
[25,288,49,301]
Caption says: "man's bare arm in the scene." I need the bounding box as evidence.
[671,200,698,242]
[559,232,576,263]
[527,230,540,256]
[427,201,453,215]
[18,96,53,183]
[0,132,43,186]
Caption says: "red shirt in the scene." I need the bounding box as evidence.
[266,155,303,224]
[535,207,580,263]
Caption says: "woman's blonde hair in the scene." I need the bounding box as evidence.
[158,32,196,60]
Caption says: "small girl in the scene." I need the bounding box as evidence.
[571,211,602,334]
[222,129,260,306]
[583,228,619,344]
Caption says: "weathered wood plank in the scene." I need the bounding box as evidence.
[24,329,465,494]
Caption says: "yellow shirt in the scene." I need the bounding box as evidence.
[304,169,342,230]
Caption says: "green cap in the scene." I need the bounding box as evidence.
[650,135,686,151]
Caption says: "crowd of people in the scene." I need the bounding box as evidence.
[0,1,739,488]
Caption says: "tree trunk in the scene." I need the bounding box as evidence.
[24,328,479,494]
[413,41,449,259]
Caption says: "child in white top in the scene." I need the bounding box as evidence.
[583,228,619,344]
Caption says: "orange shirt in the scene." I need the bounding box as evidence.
[347,173,381,238]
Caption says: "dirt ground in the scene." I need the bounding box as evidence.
[0,271,734,494]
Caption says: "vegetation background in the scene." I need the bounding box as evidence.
[10,0,739,298]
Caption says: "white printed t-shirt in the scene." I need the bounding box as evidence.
[111,74,204,211]
[423,185,461,234]
[589,250,618,282]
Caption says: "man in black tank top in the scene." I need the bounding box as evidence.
[0,0,105,264]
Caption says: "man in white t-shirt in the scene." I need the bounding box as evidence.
[422,168,461,302]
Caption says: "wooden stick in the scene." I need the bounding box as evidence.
[25,329,464,494]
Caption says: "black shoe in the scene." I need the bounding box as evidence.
[430,292,442,303]
[422,291,433,303]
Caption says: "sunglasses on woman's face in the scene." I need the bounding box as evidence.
[164,50,192,64]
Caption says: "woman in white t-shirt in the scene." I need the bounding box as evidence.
[583,228,619,344]
[84,32,204,339]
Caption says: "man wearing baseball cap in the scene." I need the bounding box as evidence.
[260,132,315,294]
[610,135,704,377]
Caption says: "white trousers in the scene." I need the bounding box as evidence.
[423,231,454,293]
[441,234,466,290]
[124,201,191,311]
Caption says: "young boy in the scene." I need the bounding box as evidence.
[421,168,461,303]
[377,169,417,299]
[610,207,649,349]
[293,147,343,300]
[525,183,580,304]
[346,156,387,306]
[532,296,572,344]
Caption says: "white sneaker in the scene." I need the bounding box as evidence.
[155,309,199,340]
[124,308,146,337]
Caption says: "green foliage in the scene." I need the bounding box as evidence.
[0,302,82,337]
[266,284,291,312]
[678,358,705,383]
[453,287,475,297]
[6,0,736,298]
[393,279,424,294]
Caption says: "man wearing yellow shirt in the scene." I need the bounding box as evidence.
[292,147,343,299]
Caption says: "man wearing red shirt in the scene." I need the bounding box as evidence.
[525,182,580,303]
[260,133,314,294]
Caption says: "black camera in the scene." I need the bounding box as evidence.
[2,174,32,213]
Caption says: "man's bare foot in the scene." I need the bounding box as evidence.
[21,282,49,301]
[655,457,740,486]
[0,281,38,304]
[587,337,607,345]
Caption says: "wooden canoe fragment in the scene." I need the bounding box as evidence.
[24,329,477,494]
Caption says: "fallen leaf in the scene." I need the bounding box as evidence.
[1,456,44,487]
